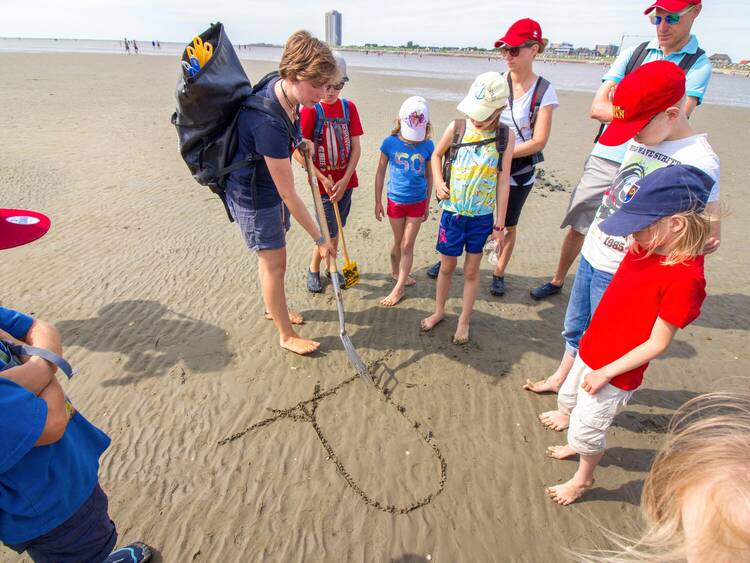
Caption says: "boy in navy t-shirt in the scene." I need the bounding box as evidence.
[0,306,151,563]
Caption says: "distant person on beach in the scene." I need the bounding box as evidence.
[157,40,160,48]
[421,73,514,343]
[374,96,434,306]
[530,0,712,301]
[544,164,714,506]
[297,52,363,293]
[580,392,750,562]
[425,18,558,297]
[133,40,138,54]
[124,38,129,54]
[224,30,337,355]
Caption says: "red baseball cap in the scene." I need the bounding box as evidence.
[644,0,701,15]
[598,60,686,147]
[0,209,51,250]
[494,18,543,48]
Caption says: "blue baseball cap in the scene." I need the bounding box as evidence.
[598,165,713,237]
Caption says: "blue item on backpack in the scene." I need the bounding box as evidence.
[0,340,74,379]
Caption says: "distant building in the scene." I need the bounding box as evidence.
[595,43,620,57]
[739,59,750,66]
[550,42,574,56]
[709,53,732,65]
[325,10,342,46]
[574,47,597,57]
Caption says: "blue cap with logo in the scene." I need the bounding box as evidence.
[598,164,713,237]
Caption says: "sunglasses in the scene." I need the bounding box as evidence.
[499,43,533,58]
[649,5,695,25]
[325,82,345,91]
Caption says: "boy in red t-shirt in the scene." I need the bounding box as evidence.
[544,164,714,506]
[297,52,364,292]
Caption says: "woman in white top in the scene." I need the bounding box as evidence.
[491,18,558,296]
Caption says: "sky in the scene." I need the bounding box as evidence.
[2,0,748,61]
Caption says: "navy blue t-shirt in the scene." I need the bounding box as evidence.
[225,77,301,210]
[0,307,111,544]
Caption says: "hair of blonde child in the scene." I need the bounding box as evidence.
[279,30,338,84]
[390,118,433,140]
[632,209,711,266]
[576,392,750,563]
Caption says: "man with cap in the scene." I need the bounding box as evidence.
[526,60,720,408]
[0,209,153,562]
[531,0,711,301]
[543,164,715,505]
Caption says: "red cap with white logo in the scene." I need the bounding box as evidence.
[494,18,543,48]
[644,0,700,15]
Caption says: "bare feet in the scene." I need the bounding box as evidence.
[452,319,470,344]
[380,286,406,307]
[546,444,577,460]
[279,333,320,355]
[420,312,444,332]
[539,410,570,431]
[392,274,416,286]
[545,477,593,506]
[523,376,563,394]
[265,310,304,325]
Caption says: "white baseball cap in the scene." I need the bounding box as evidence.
[332,51,349,82]
[399,96,429,142]
[457,72,509,122]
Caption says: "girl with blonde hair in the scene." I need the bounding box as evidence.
[544,165,717,506]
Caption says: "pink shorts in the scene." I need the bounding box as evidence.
[387,197,427,219]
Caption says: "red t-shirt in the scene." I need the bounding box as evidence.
[579,249,706,391]
[300,98,363,195]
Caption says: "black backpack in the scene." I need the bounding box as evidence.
[441,119,509,192]
[593,42,706,143]
[171,22,297,222]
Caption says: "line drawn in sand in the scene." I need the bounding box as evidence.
[218,350,447,514]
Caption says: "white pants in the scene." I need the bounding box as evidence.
[557,355,634,455]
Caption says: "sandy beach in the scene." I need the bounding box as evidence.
[1,52,749,562]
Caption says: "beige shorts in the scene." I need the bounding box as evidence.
[559,155,620,234]
[557,355,634,456]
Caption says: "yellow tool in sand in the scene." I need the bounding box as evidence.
[331,191,359,289]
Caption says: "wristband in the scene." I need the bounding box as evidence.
[493,225,505,232]
[314,236,326,246]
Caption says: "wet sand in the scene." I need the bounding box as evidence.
[1,52,748,562]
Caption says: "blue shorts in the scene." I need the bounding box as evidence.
[436,211,494,256]
[7,483,117,563]
[321,188,353,239]
[228,199,291,252]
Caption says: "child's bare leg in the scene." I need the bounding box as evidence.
[546,451,603,505]
[524,350,576,394]
[382,218,421,306]
[453,252,482,344]
[388,216,406,280]
[421,254,456,331]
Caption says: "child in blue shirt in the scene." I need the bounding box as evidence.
[375,96,434,307]
[0,306,151,563]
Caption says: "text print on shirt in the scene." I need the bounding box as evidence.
[394,152,427,174]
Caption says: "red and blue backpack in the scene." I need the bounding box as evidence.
[312,99,351,172]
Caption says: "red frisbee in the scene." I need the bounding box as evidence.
[0,208,51,250]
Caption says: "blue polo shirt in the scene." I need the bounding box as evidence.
[591,35,712,164]
[0,307,111,544]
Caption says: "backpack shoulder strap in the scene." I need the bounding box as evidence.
[313,102,326,141]
[341,98,350,123]
[243,95,296,141]
[679,47,705,73]
[625,42,650,76]
[452,119,466,146]
[495,123,509,171]
[529,76,551,132]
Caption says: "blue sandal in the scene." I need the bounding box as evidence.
[104,542,152,563]
[306,270,323,293]
[490,275,506,296]
[426,261,441,279]
[530,282,563,300]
